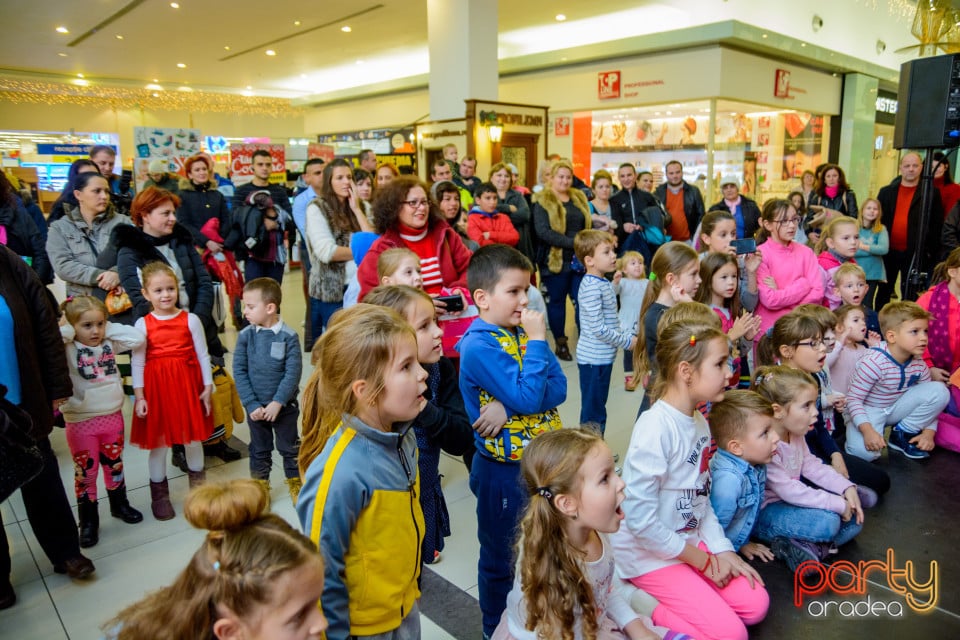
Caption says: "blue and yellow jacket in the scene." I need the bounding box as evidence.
[297,414,424,640]
[457,318,566,463]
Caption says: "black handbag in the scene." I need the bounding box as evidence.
[0,385,44,503]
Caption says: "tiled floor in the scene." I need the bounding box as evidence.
[2,268,959,639]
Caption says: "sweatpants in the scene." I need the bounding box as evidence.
[845,381,951,461]
[65,411,125,501]
[248,404,300,480]
[578,362,613,432]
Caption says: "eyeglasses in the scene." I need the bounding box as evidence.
[404,199,430,209]
[795,339,825,349]
[776,217,801,226]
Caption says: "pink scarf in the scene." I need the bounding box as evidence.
[723,196,741,215]
[825,185,840,199]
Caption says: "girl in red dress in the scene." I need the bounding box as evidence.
[131,262,213,521]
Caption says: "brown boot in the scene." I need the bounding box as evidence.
[149,479,175,521]
[188,469,206,489]
[286,477,303,506]
[554,337,572,361]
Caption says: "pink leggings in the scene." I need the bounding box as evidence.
[629,546,769,640]
[65,411,126,501]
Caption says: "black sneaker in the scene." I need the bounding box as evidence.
[0,579,15,610]
[888,427,930,460]
[772,537,822,575]
[171,445,189,473]
[204,441,242,462]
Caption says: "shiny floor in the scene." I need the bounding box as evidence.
[2,268,958,639]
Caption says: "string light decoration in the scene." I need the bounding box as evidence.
[0,78,304,118]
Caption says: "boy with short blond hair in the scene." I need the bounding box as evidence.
[574,229,637,433]
[845,301,950,461]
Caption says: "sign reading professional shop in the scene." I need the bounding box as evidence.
[598,71,621,100]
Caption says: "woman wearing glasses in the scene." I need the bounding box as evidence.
[304,159,374,347]
[754,199,825,335]
[357,176,472,311]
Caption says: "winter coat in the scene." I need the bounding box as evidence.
[46,204,132,297]
[708,196,762,241]
[497,189,534,261]
[143,173,181,195]
[654,181,706,239]
[176,178,231,249]
[532,188,590,274]
[0,200,52,284]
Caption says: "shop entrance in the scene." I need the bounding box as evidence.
[496,133,538,190]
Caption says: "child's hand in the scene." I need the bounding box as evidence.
[860,424,887,452]
[828,392,846,412]
[200,385,213,416]
[866,330,882,348]
[762,276,777,289]
[911,428,937,452]
[473,400,508,438]
[929,367,950,383]
[714,551,764,589]
[843,486,864,525]
[262,401,283,422]
[520,309,546,341]
[744,250,762,274]
[669,283,693,303]
[830,452,850,479]
[612,270,623,286]
[841,499,853,522]
[628,335,638,350]
[135,398,148,418]
[729,312,760,342]
[250,407,264,421]
[740,542,774,563]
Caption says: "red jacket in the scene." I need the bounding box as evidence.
[358,220,473,299]
[467,209,519,248]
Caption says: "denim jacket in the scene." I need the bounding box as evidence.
[708,448,766,551]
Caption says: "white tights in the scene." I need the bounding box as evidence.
[148,442,204,482]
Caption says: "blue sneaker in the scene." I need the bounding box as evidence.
[888,427,930,460]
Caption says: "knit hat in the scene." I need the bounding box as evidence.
[148,158,168,174]
[720,175,739,187]
[247,190,274,210]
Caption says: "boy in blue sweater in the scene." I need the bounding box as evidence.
[574,229,636,433]
[457,244,567,637]
[233,278,303,504]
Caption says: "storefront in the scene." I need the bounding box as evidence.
[871,89,900,197]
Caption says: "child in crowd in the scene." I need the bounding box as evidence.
[131,262,213,521]
[575,230,637,433]
[804,223,822,251]
[616,250,648,390]
[233,278,303,505]
[796,304,844,438]
[695,252,762,387]
[629,242,700,406]
[364,285,477,565]
[828,304,872,400]
[105,480,327,640]
[494,429,674,640]
[815,216,859,309]
[696,210,760,312]
[918,248,960,382]
[752,366,865,574]
[378,247,423,288]
[855,198,888,309]
[468,182,520,248]
[457,245,566,637]
[297,305,427,640]
[787,191,809,246]
[435,180,478,251]
[833,263,881,337]
[60,296,145,548]
[845,301,951,461]
[755,199,824,334]
[610,321,769,640]
[708,390,778,563]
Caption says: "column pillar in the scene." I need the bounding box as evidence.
[427,0,498,121]
[838,73,879,202]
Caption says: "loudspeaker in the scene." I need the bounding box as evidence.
[894,53,960,149]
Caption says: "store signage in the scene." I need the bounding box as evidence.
[229,143,286,186]
[598,71,621,100]
[478,111,543,127]
[774,69,806,100]
[876,97,898,114]
[36,144,101,155]
[555,117,571,137]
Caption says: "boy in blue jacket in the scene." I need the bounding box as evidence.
[457,244,567,637]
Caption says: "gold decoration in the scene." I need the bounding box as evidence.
[0,79,304,118]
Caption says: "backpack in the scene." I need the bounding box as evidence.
[222,204,270,260]
[637,200,672,247]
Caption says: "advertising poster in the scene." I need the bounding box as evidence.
[307,143,336,163]
[133,127,202,190]
[781,113,823,179]
[229,143,286,186]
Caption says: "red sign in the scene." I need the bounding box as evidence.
[307,143,336,163]
[775,69,792,99]
[554,117,571,137]
[598,71,621,100]
[229,143,286,186]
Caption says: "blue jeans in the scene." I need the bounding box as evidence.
[754,500,862,547]
[309,298,343,350]
[469,454,526,636]
[541,270,582,341]
[578,362,613,433]
[248,404,300,480]
[245,259,284,284]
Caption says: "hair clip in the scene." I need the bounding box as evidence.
[65,295,74,303]
[212,561,221,572]
[648,272,657,281]
[537,486,553,499]
[754,374,764,385]
[689,334,697,347]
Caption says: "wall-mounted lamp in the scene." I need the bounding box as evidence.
[488,125,503,143]
[812,15,823,32]
[876,39,886,54]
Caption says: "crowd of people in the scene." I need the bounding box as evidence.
[1,145,958,640]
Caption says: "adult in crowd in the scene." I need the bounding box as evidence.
[292,158,324,347]
[47,172,131,298]
[48,159,100,225]
[800,169,817,205]
[0,172,51,284]
[532,160,591,361]
[807,163,858,221]
[637,170,655,193]
[432,159,473,209]
[588,169,616,233]
[176,154,230,252]
[875,152,943,306]
[454,156,481,196]
[934,151,960,218]
[489,162,533,263]
[1,245,94,606]
[232,149,289,212]
[655,159,705,244]
[357,176,472,302]
[90,145,133,208]
[304,159,373,348]
[376,163,399,188]
[610,163,658,251]
[143,159,181,195]
[358,149,378,173]
[708,176,762,241]
[353,167,374,217]
[508,162,531,196]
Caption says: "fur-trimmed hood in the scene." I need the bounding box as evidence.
[178,177,218,192]
[112,220,194,252]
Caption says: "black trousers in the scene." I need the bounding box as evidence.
[875,248,909,308]
[0,436,81,579]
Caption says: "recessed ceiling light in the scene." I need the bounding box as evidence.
[74,79,89,87]
[555,14,566,21]
[265,49,276,56]
[246,85,252,90]
[294,20,301,26]
[242,90,253,97]
[145,83,163,91]
[152,92,159,97]
[177,63,186,68]
[800,42,807,47]
[116,35,123,40]
[152,78,159,82]
[170,2,179,8]
[761,33,768,39]
[58,52,68,57]
[341,25,352,32]
[224,45,230,50]
[77,73,84,78]
[56,26,69,33]
[177,86,193,92]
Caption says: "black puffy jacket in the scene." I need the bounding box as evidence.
[0,200,52,283]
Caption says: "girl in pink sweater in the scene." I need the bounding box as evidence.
[754,200,824,335]
[750,365,864,576]
[815,217,859,309]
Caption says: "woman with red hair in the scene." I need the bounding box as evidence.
[176,154,231,253]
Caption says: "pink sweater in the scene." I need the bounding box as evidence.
[817,251,855,310]
[755,239,825,334]
[763,433,854,513]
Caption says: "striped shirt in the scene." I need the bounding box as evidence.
[845,345,931,427]
[576,274,633,365]
[399,227,443,293]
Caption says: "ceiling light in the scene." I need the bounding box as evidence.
[294,20,301,26]
[246,85,252,90]
[242,90,253,97]
[145,84,163,91]
[555,14,566,21]
[152,92,160,97]
[761,33,768,39]
[341,25,352,32]
[177,86,193,92]
[170,2,180,8]
[56,26,69,33]
[152,78,159,82]
[73,79,89,87]
[116,35,123,40]
[58,52,68,57]
[77,73,84,78]
[265,49,276,56]
[177,63,186,68]
[800,42,807,47]
[224,45,230,51]
[300,73,307,78]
